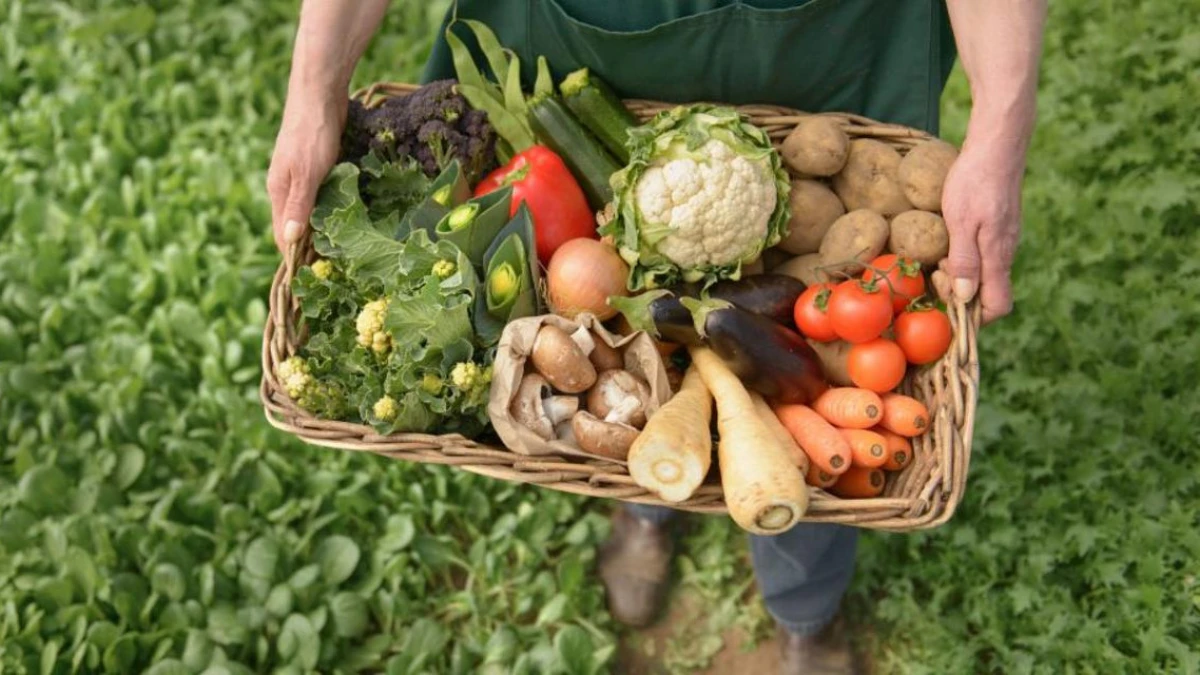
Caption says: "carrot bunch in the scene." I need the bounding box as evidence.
[772,387,930,499]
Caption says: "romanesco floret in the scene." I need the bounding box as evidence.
[373,395,398,421]
[276,356,312,400]
[355,298,392,353]
[310,259,333,280]
[432,259,456,279]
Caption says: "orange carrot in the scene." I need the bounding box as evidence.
[877,428,913,471]
[805,463,838,488]
[839,428,889,469]
[772,404,852,476]
[828,466,885,498]
[812,387,884,429]
[879,393,930,437]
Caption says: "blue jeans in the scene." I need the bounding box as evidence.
[624,503,858,637]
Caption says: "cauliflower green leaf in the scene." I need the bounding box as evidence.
[310,163,408,290]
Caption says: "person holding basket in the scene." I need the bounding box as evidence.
[268,1,1046,671]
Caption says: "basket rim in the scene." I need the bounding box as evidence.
[260,81,983,531]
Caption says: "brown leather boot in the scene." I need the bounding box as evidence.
[596,508,674,628]
[777,618,862,675]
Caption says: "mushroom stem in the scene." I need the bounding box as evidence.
[604,396,641,425]
[544,396,580,426]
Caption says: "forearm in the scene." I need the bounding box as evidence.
[287,0,391,101]
[946,1,1048,174]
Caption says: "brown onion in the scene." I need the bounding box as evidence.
[546,238,630,321]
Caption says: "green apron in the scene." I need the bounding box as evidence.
[420,0,957,135]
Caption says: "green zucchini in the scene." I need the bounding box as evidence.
[560,68,638,165]
[527,93,621,209]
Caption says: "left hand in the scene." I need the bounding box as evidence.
[939,138,1025,324]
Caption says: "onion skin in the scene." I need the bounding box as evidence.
[546,238,630,321]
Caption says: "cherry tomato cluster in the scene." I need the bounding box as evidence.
[793,254,953,394]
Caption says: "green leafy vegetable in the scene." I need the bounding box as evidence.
[360,150,433,224]
[291,159,496,435]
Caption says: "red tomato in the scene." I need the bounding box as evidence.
[847,339,908,393]
[793,283,838,342]
[894,308,953,364]
[827,279,893,343]
[863,254,927,314]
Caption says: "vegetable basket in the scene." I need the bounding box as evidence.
[260,82,982,533]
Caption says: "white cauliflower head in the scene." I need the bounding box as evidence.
[604,105,790,290]
[633,139,776,270]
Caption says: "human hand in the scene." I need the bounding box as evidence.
[939,138,1025,324]
[266,90,347,254]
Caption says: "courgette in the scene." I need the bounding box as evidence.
[527,93,621,209]
[560,68,638,164]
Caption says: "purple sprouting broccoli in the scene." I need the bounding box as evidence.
[339,79,497,184]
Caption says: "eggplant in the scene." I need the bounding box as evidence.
[608,274,808,345]
[608,289,701,345]
[706,274,807,326]
[683,297,827,405]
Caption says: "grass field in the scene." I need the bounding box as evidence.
[1,0,1197,673]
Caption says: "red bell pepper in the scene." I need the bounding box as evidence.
[474,145,597,266]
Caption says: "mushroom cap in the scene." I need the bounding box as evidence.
[530,324,597,394]
[571,411,639,461]
[510,372,554,440]
[588,334,624,372]
[587,370,651,428]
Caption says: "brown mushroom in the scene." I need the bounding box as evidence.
[588,333,624,372]
[571,411,639,460]
[587,370,651,428]
[510,373,579,440]
[529,324,597,394]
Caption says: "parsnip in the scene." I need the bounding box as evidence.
[689,347,809,534]
[627,367,713,503]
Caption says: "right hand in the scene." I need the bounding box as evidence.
[266,90,347,254]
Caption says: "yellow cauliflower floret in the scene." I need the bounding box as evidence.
[310,259,333,280]
[432,259,456,279]
[355,298,392,353]
[450,362,480,390]
[421,373,444,395]
[373,395,398,421]
[275,356,312,399]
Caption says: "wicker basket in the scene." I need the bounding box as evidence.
[260,82,982,532]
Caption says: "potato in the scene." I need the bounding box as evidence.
[831,139,913,216]
[889,210,950,266]
[775,253,829,287]
[760,246,794,272]
[898,139,959,211]
[781,117,849,176]
[817,209,889,273]
[806,339,853,387]
[778,179,846,255]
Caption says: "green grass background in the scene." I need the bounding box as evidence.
[1,0,1197,673]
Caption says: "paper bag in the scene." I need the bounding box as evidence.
[487,312,672,462]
